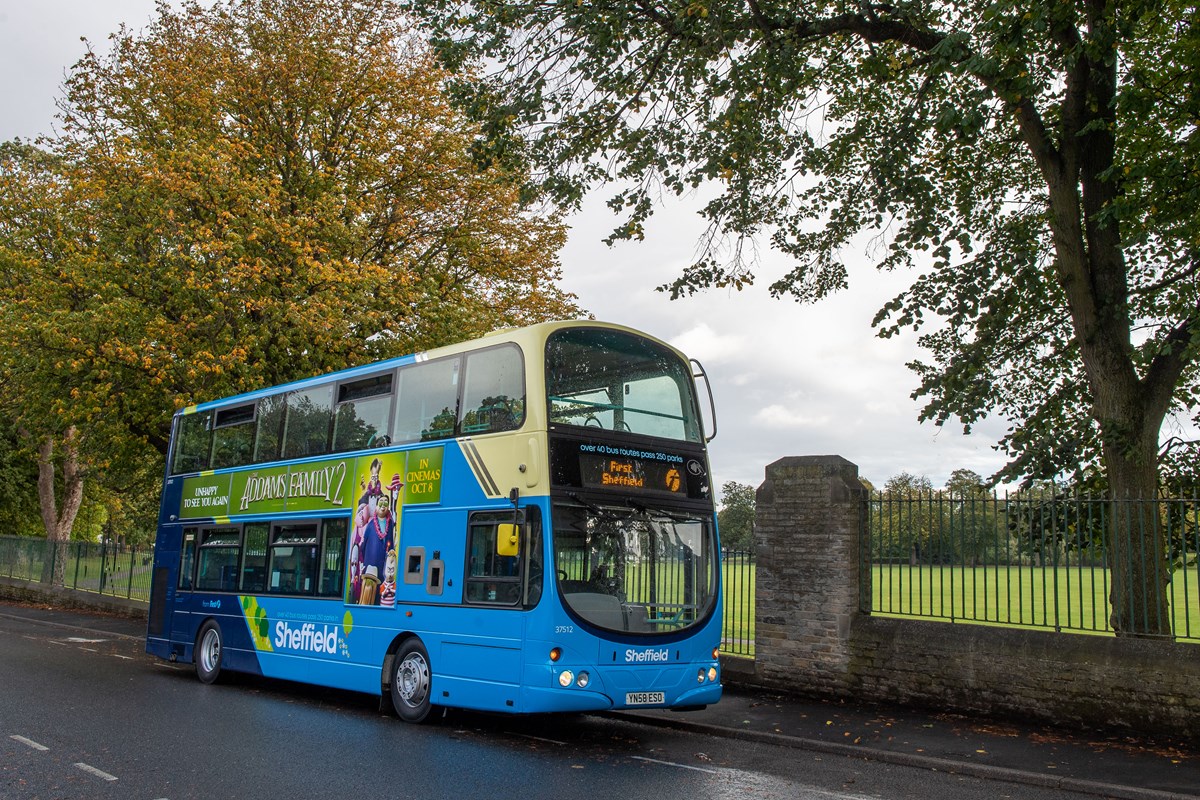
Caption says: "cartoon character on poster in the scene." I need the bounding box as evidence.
[380,548,397,607]
[359,457,384,509]
[348,462,403,605]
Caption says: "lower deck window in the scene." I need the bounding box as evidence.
[174,517,347,597]
[269,524,319,594]
[318,519,348,597]
[464,510,542,606]
[466,513,522,605]
[196,527,241,592]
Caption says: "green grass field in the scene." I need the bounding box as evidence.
[873,563,1200,639]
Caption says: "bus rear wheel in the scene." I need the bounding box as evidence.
[390,638,432,723]
[195,620,223,684]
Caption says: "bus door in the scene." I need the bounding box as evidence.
[167,527,198,648]
[438,510,541,709]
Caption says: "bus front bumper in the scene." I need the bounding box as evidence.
[518,663,723,714]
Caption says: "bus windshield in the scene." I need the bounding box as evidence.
[552,499,718,635]
[546,328,702,443]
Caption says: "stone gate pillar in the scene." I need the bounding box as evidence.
[754,455,866,695]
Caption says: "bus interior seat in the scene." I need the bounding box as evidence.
[242,567,265,592]
[567,592,625,629]
[624,603,651,632]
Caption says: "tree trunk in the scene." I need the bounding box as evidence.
[34,427,86,587]
[1102,433,1172,638]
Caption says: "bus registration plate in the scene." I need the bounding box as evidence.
[625,691,665,706]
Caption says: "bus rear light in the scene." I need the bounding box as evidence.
[549,647,562,662]
[558,670,574,688]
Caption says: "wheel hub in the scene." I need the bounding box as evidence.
[397,654,429,706]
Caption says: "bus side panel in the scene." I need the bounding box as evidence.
[428,614,525,712]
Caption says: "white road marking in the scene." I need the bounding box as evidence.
[75,762,118,782]
[631,755,722,775]
[513,733,567,746]
[65,637,107,643]
[111,654,134,660]
[10,735,49,751]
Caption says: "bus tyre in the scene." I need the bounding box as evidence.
[391,638,432,723]
[195,620,224,685]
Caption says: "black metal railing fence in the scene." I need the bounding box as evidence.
[862,491,1200,641]
[1,535,155,602]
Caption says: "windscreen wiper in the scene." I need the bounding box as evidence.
[566,492,605,517]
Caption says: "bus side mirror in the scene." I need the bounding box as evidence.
[496,524,520,557]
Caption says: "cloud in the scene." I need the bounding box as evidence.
[669,323,747,364]
[753,404,831,429]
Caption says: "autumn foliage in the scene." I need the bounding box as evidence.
[0,0,580,546]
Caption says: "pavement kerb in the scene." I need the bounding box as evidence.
[603,710,1199,800]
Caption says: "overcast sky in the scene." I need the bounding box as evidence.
[0,1,1016,491]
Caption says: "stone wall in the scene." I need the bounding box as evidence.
[0,575,148,620]
[751,455,1200,740]
[850,615,1200,738]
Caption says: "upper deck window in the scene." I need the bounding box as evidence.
[172,412,213,474]
[333,372,394,451]
[282,384,334,459]
[212,403,255,469]
[546,328,702,443]
[461,346,524,436]
[392,357,461,444]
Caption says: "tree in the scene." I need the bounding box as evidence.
[0,0,581,556]
[420,0,1197,635]
[717,480,755,551]
[874,472,935,564]
[942,469,1003,566]
[0,421,44,539]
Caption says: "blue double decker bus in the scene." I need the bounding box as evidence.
[146,321,722,721]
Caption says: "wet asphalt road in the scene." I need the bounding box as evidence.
[1,610,1097,800]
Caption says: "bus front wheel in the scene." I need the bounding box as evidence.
[390,638,432,723]
[195,621,223,684]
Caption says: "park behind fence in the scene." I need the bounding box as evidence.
[863,490,1200,641]
[1,535,155,603]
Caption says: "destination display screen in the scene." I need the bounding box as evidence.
[549,436,711,504]
[579,453,685,496]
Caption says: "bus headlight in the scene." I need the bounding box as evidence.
[708,667,718,682]
[576,671,590,688]
[558,670,574,688]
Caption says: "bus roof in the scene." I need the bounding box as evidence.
[175,319,689,417]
